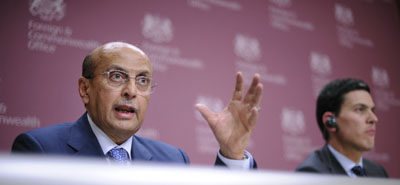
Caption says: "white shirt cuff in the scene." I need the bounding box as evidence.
[217,150,252,170]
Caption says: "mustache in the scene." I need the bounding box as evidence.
[114,100,139,111]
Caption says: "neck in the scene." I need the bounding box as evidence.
[108,134,130,145]
[329,139,363,163]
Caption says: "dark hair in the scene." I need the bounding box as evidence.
[82,54,96,78]
[316,78,370,141]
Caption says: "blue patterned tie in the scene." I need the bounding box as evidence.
[351,165,366,177]
[106,148,129,164]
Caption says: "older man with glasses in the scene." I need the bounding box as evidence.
[12,41,263,169]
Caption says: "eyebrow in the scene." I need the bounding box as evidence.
[106,65,151,77]
[353,103,375,111]
[136,71,150,77]
[353,103,368,108]
[106,65,127,72]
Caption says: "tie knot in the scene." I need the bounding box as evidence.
[351,165,366,177]
[107,148,129,164]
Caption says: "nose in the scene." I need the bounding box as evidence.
[121,80,137,100]
[368,111,378,124]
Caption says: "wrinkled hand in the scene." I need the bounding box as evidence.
[196,72,263,159]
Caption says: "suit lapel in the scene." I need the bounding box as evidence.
[66,113,155,161]
[67,113,104,157]
[321,145,347,175]
[363,159,372,177]
[131,135,153,161]
[363,158,383,177]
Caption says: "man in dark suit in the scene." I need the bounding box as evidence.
[296,78,388,177]
[12,42,263,169]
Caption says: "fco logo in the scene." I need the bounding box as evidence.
[372,67,390,88]
[142,14,174,43]
[334,3,354,26]
[269,0,292,7]
[194,96,223,123]
[29,0,66,21]
[281,108,305,135]
[310,51,332,75]
[234,34,261,62]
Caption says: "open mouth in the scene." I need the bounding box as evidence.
[115,105,136,114]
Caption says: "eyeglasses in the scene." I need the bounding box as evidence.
[89,70,156,94]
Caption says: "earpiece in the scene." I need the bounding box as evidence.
[326,116,337,128]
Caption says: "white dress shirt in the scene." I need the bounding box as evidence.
[87,114,132,159]
[328,144,363,177]
[87,114,252,169]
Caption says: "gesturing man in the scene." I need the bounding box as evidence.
[12,42,263,169]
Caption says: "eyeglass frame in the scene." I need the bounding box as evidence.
[85,70,157,94]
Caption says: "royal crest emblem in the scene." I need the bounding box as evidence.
[372,67,390,88]
[142,14,174,43]
[335,3,354,26]
[310,51,332,75]
[234,34,261,62]
[29,0,66,21]
[281,108,306,135]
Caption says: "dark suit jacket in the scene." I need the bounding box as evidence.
[12,113,256,167]
[296,144,388,178]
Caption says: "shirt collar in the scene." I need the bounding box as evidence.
[327,144,363,177]
[87,114,132,159]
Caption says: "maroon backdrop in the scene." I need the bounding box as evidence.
[1,0,399,178]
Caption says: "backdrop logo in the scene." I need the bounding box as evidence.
[142,14,174,43]
[0,103,7,114]
[29,0,66,21]
[335,3,354,26]
[372,67,390,88]
[310,51,331,75]
[281,108,305,135]
[269,0,292,7]
[234,34,261,62]
[195,95,223,122]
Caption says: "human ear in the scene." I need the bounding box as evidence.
[322,112,337,133]
[78,77,90,106]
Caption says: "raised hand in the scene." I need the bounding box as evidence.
[196,72,263,159]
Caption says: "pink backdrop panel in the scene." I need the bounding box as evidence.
[1,0,399,177]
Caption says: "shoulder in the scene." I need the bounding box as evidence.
[22,122,74,140]
[363,158,389,177]
[296,146,333,173]
[133,135,190,163]
[12,122,75,153]
[28,122,74,136]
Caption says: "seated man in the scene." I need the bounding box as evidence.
[296,78,388,177]
[12,42,263,169]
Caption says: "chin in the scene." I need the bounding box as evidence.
[113,127,138,138]
[361,143,374,152]
[111,121,135,132]
[120,124,139,132]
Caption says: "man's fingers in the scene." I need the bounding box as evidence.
[247,107,259,129]
[232,72,244,101]
[195,104,216,127]
[250,83,263,108]
[243,73,261,105]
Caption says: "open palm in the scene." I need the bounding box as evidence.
[196,72,263,159]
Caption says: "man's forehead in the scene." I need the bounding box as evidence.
[343,90,374,107]
[90,42,152,75]
[102,42,146,56]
